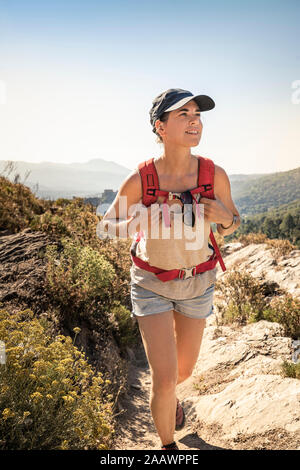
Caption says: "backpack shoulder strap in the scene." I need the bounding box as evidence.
[138,157,160,206]
[196,155,226,271]
[196,155,215,199]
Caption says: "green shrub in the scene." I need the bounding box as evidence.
[215,269,300,339]
[262,295,300,339]
[30,212,70,237]
[237,233,268,246]
[281,361,300,379]
[30,197,99,248]
[108,301,139,351]
[55,198,72,207]
[0,307,114,450]
[0,175,47,233]
[45,237,115,316]
[237,233,297,256]
[215,268,267,325]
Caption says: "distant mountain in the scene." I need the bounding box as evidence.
[1,159,298,216]
[228,173,269,183]
[226,197,300,248]
[0,159,131,200]
[231,167,300,216]
[70,159,131,174]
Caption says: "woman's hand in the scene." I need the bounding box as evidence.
[199,196,233,226]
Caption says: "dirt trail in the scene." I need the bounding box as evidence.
[111,318,300,451]
[112,339,224,451]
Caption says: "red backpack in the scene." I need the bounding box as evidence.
[130,155,226,282]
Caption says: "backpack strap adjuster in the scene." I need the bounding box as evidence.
[146,188,156,196]
[201,184,213,192]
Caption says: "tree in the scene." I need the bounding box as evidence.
[280,213,295,238]
[263,217,277,238]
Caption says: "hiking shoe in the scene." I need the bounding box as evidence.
[161,441,179,450]
[175,398,185,431]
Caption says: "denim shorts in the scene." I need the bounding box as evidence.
[130,283,215,320]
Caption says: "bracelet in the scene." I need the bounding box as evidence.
[220,214,235,229]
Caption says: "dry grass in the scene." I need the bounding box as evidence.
[237,233,297,257]
[0,175,48,233]
[215,268,300,339]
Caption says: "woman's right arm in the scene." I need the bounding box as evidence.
[99,169,143,239]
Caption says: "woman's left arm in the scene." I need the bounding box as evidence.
[199,164,241,236]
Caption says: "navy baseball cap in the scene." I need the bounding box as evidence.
[149,88,215,133]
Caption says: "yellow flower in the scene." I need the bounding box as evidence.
[97,424,111,435]
[75,427,83,437]
[62,378,71,385]
[73,327,81,334]
[62,395,75,404]
[33,360,46,372]
[46,394,53,400]
[2,408,15,420]
[60,440,69,450]
[98,444,108,450]
[30,392,43,402]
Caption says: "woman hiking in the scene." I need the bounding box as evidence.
[101,88,241,450]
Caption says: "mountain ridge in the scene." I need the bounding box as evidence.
[1,159,299,213]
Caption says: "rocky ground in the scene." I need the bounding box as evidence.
[113,318,300,450]
[113,242,300,451]
[0,228,54,314]
[219,241,300,298]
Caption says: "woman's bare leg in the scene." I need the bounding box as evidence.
[173,312,206,386]
[136,310,178,447]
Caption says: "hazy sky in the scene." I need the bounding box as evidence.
[0,0,299,175]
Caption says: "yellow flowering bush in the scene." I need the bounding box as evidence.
[0,307,114,450]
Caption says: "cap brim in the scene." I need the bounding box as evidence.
[164,95,215,112]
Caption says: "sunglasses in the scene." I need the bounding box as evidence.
[174,190,195,227]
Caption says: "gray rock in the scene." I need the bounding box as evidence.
[187,320,299,443]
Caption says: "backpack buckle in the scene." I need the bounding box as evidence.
[179,266,197,279]
[168,191,181,200]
